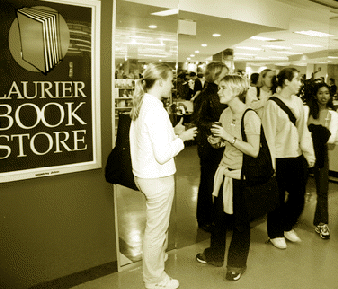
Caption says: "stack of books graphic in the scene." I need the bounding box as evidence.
[17,7,63,73]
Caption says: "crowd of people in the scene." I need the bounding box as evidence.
[128,62,338,288]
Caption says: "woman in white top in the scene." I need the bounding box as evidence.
[304,82,338,239]
[262,68,315,250]
[196,75,261,281]
[246,69,275,118]
[129,63,197,289]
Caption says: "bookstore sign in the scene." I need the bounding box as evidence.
[0,0,101,183]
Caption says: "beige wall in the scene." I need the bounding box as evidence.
[0,1,116,288]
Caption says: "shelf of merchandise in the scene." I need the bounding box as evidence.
[114,87,134,137]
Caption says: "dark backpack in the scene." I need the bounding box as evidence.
[241,109,274,185]
[105,113,139,191]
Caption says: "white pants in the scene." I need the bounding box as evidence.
[135,175,175,286]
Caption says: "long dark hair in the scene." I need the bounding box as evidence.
[271,67,298,94]
[308,82,334,119]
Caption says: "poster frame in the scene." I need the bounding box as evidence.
[0,0,101,183]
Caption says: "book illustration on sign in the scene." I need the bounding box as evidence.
[9,6,70,74]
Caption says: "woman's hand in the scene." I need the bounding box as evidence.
[210,123,233,142]
[179,127,197,142]
[208,135,221,145]
[307,159,315,168]
[174,117,186,135]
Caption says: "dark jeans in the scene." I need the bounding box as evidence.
[204,179,250,271]
[267,156,306,238]
[313,147,329,226]
[196,151,223,226]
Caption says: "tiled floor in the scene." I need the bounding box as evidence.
[72,145,338,289]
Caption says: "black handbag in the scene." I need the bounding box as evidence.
[241,109,279,221]
[241,109,274,185]
[105,113,139,191]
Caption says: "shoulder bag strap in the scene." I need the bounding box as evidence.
[240,108,254,181]
[269,97,296,125]
[240,108,272,179]
[240,108,253,142]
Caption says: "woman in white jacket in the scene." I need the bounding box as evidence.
[304,82,338,240]
[129,63,197,289]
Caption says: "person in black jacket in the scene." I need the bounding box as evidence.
[192,62,229,232]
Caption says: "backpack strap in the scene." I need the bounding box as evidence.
[240,108,274,184]
[269,97,296,125]
[240,108,253,142]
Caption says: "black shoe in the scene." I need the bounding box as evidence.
[198,223,213,233]
[225,271,242,281]
[196,253,223,267]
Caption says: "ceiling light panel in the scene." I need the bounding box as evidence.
[235,46,263,51]
[262,44,292,49]
[234,53,257,56]
[151,9,178,16]
[294,30,333,37]
[250,36,277,41]
[293,44,323,47]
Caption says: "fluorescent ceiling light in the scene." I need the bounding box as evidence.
[213,33,221,37]
[234,53,257,56]
[294,30,333,37]
[201,44,207,47]
[292,62,307,66]
[328,56,338,59]
[151,9,178,16]
[277,51,302,55]
[143,54,168,58]
[195,51,199,53]
[235,46,263,51]
[262,44,292,49]
[275,62,290,66]
[293,44,323,47]
[255,56,270,60]
[190,54,195,57]
[268,56,288,60]
[250,36,277,41]
[187,57,191,60]
[148,25,157,29]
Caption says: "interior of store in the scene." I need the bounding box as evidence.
[2,0,338,288]
[113,0,338,272]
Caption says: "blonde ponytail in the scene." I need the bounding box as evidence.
[130,63,171,121]
[130,79,145,121]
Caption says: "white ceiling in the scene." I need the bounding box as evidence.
[115,0,338,66]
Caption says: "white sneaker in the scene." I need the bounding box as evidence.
[269,237,287,249]
[145,276,179,289]
[284,229,302,243]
